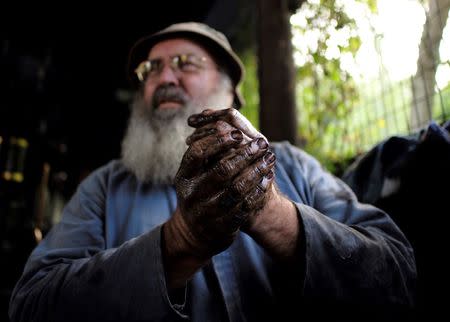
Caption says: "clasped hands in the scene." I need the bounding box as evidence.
[171,108,277,258]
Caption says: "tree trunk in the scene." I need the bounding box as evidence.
[410,0,450,130]
[257,0,299,145]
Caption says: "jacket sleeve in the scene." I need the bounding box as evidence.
[275,143,416,312]
[8,166,186,322]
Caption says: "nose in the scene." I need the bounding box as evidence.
[156,64,180,86]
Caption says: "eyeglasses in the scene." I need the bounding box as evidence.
[134,54,208,82]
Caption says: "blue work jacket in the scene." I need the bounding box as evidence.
[9,142,416,322]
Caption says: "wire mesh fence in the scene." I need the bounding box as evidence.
[313,1,450,165]
[317,80,450,165]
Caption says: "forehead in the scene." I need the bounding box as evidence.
[148,38,214,60]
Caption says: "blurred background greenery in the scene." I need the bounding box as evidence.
[239,0,450,174]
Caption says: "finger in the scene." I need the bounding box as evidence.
[242,169,275,212]
[209,138,269,181]
[228,150,276,197]
[186,120,251,145]
[177,129,244,177]
[188,108,264,140]
[184,145,273,200]
[185,127,217,145]
[187,108,229,126]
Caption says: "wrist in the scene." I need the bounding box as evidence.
[244,185,282,234]
[243,186,300,260]
[163,207,210,260]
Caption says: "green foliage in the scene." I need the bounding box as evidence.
[291,0,370,172]
[236,0,381,174]
[366,0,378,13]
[238,50,260,129]
[434,83,450,121]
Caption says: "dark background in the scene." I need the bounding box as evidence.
[0,1,253,320]
[1,1,249,183]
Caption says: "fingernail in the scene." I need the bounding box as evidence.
[188,115,199,124]
[231,130,243,141]
[257,138,268,149]
[263,151,276,164]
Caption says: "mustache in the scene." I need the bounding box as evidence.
[151,85,189,108]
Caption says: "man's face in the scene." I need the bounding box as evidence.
[142,38,231,111]
[121,37,234,184]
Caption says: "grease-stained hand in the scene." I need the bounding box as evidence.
[174,135,275,257]
[170,109,276,258]
[186,108,280,230]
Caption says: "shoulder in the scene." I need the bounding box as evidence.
[270,141,337,191]
[77,159,135,194]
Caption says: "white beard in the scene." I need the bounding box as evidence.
[121,83,232,185]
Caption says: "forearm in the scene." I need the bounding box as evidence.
[10,227,186,322]
[246,193,415,306]
[299,201,416,306]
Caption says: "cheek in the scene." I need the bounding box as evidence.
[185,74,219,96]
[143,83,157,102]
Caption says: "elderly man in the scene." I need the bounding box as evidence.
[9,22,416,322]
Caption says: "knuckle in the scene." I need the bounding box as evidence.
[216,120,228,130]
[224,108,237,121]
[174,173,183,186]
[260,175,271,190]
[216,121,234,136]
[231,180,246,196]
[175,177,192,199]
[189,142,203,159]
[243,145,255,158]
[245,190,264,210]
[253,164,264,177]
[229,108,241,120]
[241,198,253,212]
[215,134,225,145]
[225,107,234,115]
[255,183,265,194]
[214,159,232,178]
[183,148,196,164]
